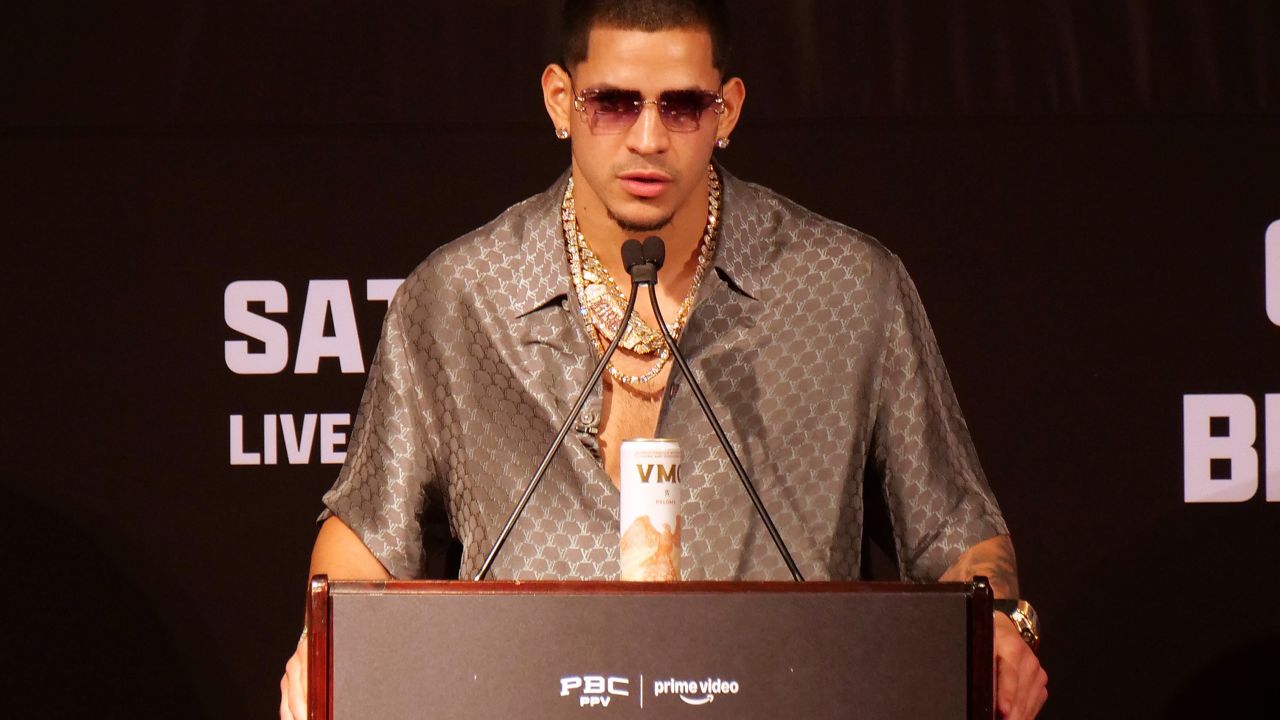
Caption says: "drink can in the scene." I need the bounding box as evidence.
[619,438,683,581]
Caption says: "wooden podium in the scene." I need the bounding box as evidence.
[307,576,993,719]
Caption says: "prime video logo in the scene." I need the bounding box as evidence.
[653,677,742,706]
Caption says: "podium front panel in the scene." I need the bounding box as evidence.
[320,581,989,719]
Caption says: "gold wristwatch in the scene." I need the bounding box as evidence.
[993,599,1040,652]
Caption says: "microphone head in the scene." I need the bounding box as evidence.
[621,238,645,273]
[642,236,666,270]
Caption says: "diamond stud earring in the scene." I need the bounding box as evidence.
[715,136,731,149]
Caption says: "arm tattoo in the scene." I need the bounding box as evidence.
[939,535,1020,598]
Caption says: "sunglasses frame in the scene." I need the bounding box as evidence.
[571,85,726,134]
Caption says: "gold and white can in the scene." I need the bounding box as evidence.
[619,438,683,581]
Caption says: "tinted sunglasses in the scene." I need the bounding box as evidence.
[573,86,725,134]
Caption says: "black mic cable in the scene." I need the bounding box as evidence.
[474,239,652,581]
[640,235,805,582]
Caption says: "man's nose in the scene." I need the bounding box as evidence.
[625,102,670,155]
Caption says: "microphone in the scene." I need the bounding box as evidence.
[642,235,665,269]
[475,239,651,580]
[621,237,644,268]
[640,235,805,582]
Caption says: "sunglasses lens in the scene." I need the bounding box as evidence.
[584,90,642,132]
[659,90,717,132]
[577,88,721,134]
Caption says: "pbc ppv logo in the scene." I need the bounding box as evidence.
[560,675,630,708]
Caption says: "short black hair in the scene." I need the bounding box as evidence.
[559,0,732,76]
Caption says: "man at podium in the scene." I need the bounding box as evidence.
[281,1,1047,718]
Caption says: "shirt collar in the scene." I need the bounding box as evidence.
[509,163,769,318]
[709,163,770,300]
[509,169,574,319]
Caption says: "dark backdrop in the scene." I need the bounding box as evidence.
[3,2,1278,718]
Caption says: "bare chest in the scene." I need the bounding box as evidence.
[588,287,684,489]
[597,367,671,490]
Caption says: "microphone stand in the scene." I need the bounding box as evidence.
[475,237,804,582]
[645,260,805,582]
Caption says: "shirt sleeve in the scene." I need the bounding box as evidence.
[871,254,1008,582]
[320,288,439,579]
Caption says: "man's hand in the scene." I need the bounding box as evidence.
[994,613,1047,719]
[280,517,391,718]
[939,535,1048,718]
[279,632,307,720]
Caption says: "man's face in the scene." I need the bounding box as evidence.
[565,27,726,233]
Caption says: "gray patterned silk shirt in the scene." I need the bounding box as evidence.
[322,165,1007,582]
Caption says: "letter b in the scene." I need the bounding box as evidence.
[1183,394,1258,502]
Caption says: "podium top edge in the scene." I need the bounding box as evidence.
[321,578,981,597]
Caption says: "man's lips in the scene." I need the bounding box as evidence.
[618,171,671,198]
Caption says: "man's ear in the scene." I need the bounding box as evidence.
[542,64,575,137]
[716,76,746,141]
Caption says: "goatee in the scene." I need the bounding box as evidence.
[608,207,673,234]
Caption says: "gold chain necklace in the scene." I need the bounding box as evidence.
[563,164,721,386]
